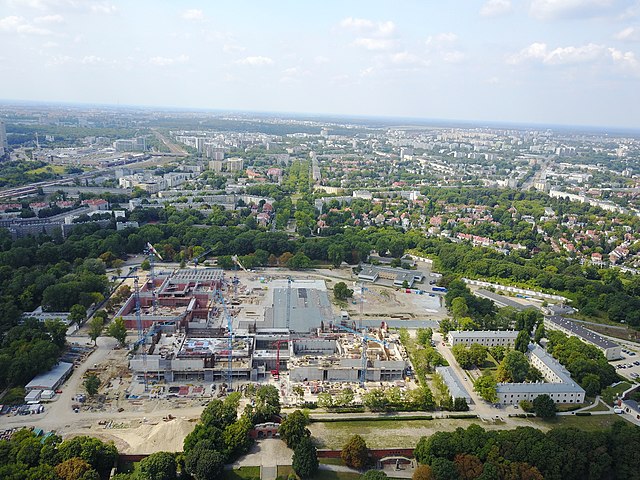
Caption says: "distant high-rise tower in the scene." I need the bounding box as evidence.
[0,120,7,157]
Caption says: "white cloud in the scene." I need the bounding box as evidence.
[0,15,52,35]
[425,32,465,63]
[442,51,465,63]
[360,66,375,77]
[480,0,512,17]
[314,55,329,64]
[81,55,105,64]
[340,17,375,30]
[341,17,398,52]
[182,9,204,22]
[280,66,310,83]
[390,51,428,66]
[615,26,640,42]
[149,54,189,66]
[609,47,640,73]
[8,0,117,14]
[529,0,633,20]
[508,42,606,65]
[235,56,274,66]
[34,14,64,24]
[426,32,458,47]
[41,40,58,48]
[353,37,396,51]
[508,41,639,75]
[223,43,245,53]
[45,54,72,66]
[90,2,117,15]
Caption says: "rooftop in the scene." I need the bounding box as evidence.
[448,330,519,339]
[475,289,536,311]
[496,381,584,393]
[25,362,73,390]
[436,366,471,401]
[528,343,583,387]
[261,280,333,333]
[546,315,620,350]
[169,268,225,283]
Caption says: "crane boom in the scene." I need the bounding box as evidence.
[332,323,387,385]
[217,291,234,390]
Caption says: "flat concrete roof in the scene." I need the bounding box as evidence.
[265,282,333,333]
[475,289,536,311]
[25,362,73,390]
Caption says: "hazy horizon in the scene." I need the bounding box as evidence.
[1,0,639,129]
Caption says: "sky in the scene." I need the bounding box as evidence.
[1,0,640,129]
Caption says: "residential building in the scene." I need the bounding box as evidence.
[435,366,472,403]
[114,137,146,152]
[226,158,244,172]
[544,315,622,360]
[0,119,7,156]
[447,330,519,348]
[209,159,225,172]
[496,344,585,405]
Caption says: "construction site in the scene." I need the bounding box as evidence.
[122,267,412,394]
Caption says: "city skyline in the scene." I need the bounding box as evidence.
[1,0,640,129]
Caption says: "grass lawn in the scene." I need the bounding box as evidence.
[610,382,632,395]
[26,165,67,174]
[311,418,506,449]
[584,400,611,413]
[314,472,361,480]
[223,467,261,479]
[278,465,361,480]
[319,458,346,465]
[311,413,630,450]
[532,414,628,431]
[602,382,633,404]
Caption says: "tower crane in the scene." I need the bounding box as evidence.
[332,323,388,386]
[231,254,251,273]
[193,247,214,268]
[286,277,292,330]
[111,273,151,391]
[144,242,163,313]
[216,290,234,390]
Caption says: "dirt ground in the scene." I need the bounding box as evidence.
[65,417,198,454]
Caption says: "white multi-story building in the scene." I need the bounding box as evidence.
[544,315,622,360]
[496,344,585,405]
[114,137,146,152]
[447,330,519,348]
[226,158,244,172]
[0,119,7,156]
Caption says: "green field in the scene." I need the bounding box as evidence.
[310,414,631,449]
[26,165,67,175]
[583,400,611,413]
[540,414,627,431]
[223,466,261,479]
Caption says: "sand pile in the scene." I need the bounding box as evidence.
[108,418,197,454]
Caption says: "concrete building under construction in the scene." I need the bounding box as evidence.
[127,272,408,385]
[116,268,224,330]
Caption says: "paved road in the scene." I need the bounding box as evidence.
[433,332,496,420]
